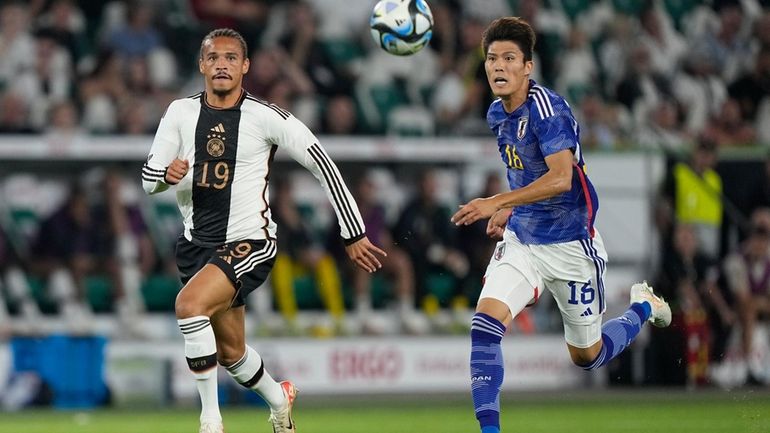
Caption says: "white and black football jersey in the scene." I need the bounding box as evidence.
[142,91,365,247]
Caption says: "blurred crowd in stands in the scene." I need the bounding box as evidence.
[0,0,768,146]
[1,0,770,388]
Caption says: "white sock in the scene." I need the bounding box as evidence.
[224,345,286,410]
[178,316,221,423]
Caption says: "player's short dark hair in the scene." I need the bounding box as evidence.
[481,17,536,62]
[200,28,248,59]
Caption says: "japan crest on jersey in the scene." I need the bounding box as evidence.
[494,243,505,261]
[517,117,528,140]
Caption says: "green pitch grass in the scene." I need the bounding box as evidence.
[0,390,767,433]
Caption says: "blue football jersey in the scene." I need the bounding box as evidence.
[487,80,598,244]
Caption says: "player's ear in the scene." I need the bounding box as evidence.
[523,60,533,76]
[198,57,205,74]
[242,57,250,74]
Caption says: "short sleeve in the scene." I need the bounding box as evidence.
[532,112,578,158]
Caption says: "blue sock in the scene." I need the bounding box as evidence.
[582,302,651,370]
[471,313,506,432]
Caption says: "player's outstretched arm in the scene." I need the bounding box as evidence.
[452,149,574,226]
[451,196,500,227]
[344,236,387,273]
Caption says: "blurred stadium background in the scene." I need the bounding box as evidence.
[0,0,770,431]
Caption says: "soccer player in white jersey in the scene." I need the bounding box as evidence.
[141,28,386,433]
[450,18,672,433]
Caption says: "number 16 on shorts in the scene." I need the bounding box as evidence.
[567,281,595,305]
[565,280,599,318]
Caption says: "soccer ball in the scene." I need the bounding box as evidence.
[369,0,434,56]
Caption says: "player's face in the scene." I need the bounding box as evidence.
[199,37,250,96]
[484,40,533,105]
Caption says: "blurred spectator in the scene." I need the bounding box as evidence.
[598,14,637,98]
[615,44,673,129]
[44,100,84,141]
[633,98,692,153]
[0,93,34,134]
[33,0,87,62]
[431,16,488,135]
[33,29,72,99]
[554,27,596,104]
[651,223,734,386]
[17,171,154,332]
[691,0,753,83]
[319,94,362,135]
[270,177,347,335]
[722,208,770,385]
[124,53,153,94]
[94,171,154,326]
[329,173,428,334]
[750,11,770,55]
[190,0,269,44]
[78,50,128,133]
[702,98,757,147]
[0,2,35,99]
[393,169,469,322]
[729,46,770,144]
[28,184,111,323]
[747,153,770,216]
[117,99,153,135]
[426,0,460,73]
[278,1,351,97]
[658,138,723,261]
[106,1,163,59]
[672,47,728,136]
[637,2,688,79]
[575,92,630,150]
[243,47,316,124]
[1,256,43,333]
[515,0,570,87]
[103,1,179,91]
[115,56,171,134]
[28,29,74,129]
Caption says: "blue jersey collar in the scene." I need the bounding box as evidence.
[487,79,538,128]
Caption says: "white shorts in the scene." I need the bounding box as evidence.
[479,229,608,348]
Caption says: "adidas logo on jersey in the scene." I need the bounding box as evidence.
[580,307,593,317]
[210,123,225,133]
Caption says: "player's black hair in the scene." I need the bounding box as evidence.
[481,17,536,62]
[200,28,248,59]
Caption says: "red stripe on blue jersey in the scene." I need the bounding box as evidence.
[573,163,596,238]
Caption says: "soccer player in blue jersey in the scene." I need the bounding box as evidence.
[450,17,673,433]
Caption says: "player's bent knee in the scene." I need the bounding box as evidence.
[475,298,512,325]
[571,352,597,368]
[567,342,602,368]
[175,290,207,319]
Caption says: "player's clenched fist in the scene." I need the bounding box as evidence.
[165,159,189,185]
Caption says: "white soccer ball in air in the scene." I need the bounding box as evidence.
[369,0,434,56]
